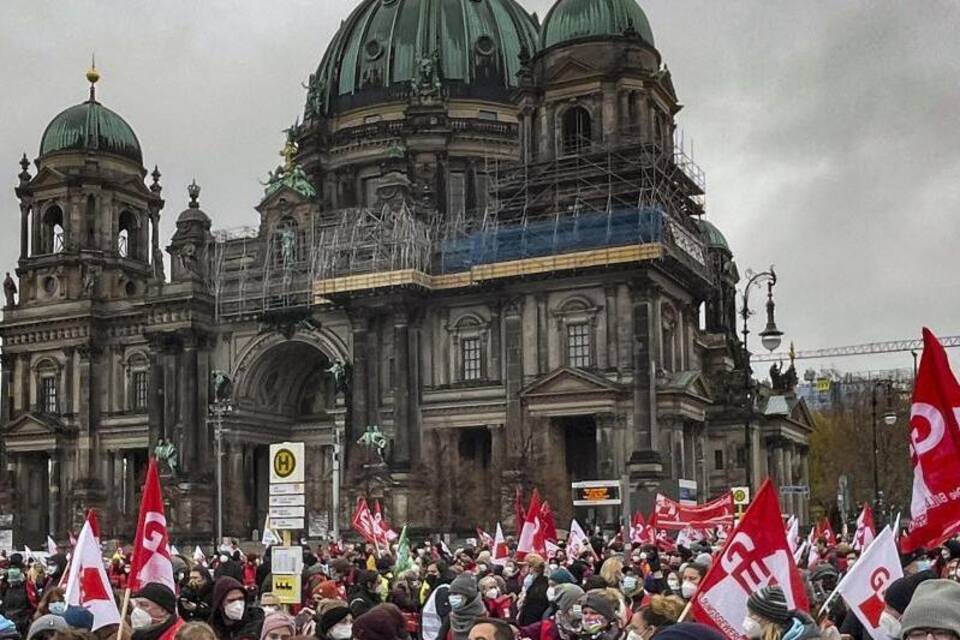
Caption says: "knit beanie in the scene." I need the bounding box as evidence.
[260,612,295,640]
[26,615,69,640]
[63,605,95,631]
[353,605,405,640]
[746,586,791,625]
[449,573,479,599]
[900,579,960,639]
[650,623,726,640]
[133,582,178,615]
[884,571,936,615]
[550,568,575,585]
[554,584,585,614]
[581,593,616,623]
[319,605,352,635]
[694,553,713,568]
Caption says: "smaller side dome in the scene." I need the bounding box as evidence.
[541,0,655,49]
[697,219,730,253]
[40,100,142,163]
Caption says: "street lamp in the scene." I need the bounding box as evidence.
[209,398,233,545]
[740,266,784,491]
[872,379,897,523]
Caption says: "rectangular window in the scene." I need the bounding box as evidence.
[40,376,57,414]
[736,446,747,469]
[474,172,490,212]
[132,371,149,411]
[448,172,466,217]
[462,337,482,381]
[567,323,591,369]
[714,449,725,471]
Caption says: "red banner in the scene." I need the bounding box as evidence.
[654,492,735,530]
[902,328,960,552]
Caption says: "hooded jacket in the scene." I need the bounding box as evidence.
[208,577,264,640]
[179,566,215,622]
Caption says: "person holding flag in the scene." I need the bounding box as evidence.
[743,587,819,640]
[129,583,184,640]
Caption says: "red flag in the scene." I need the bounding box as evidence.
[491,523,510,566]
[516,489,543,559]
[816,518,837,547]
[477,527,494,548]
[691,480,809,638]
[538,500,558,544]
[837,527,903,640]
[64,513,121,630]
[654,493,735,530]
[902,328,960,552]
[372,501,398,544]
[351,498,378,544]
[129,459,175,593]
[514,487,525,538]
[853,504,876,551]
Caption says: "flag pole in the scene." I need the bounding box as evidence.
[119,588,131,629]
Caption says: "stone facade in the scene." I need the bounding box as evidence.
[0,0,814,545]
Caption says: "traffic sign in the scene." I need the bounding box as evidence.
[732,487,751,506]
[269,483,305,496]
[271,517,305,530]
[269,494,306,507]
[269,442,305,484]
[272,574,302,605]
[269,506,306,519]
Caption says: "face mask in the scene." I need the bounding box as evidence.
[130,607,154,630]
[503,567,516,578]
[485,588,499,600]
[878,612,901,640]
[330,623,353,640]
[549,564,559,573]
[666,577,680,591]
[523,574,534,589]
[621,576,638,593]
[628,630,647,640]
[742,618,763,639]
[49,601,67,616]
[581,614,607,635]
[448,594,466,610]
[915,560,933,572]
[262,606,278,615]
[547,587,558,602]
[46,564,58,574]
[225,600,245,621]
[572,605,583,619]
[681,581,697,600]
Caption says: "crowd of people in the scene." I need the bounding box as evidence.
[0,529,959,640]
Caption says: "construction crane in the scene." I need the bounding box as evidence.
[752,335,960,363]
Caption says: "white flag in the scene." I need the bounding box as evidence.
[193,545,207,566]
[262,515,282,546]
[47,536,58,556]
[64,518,121,631]
[491,523,510,566]
[567,519,589,558]
[836,527,903,640]
[786,517,799,554]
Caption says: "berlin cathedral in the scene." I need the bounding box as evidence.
[0,0,815,545]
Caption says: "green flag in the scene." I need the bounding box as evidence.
[394,525,413,574]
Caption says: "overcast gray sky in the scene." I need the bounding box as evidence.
[2,0,957,374]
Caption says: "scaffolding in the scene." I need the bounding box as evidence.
[209,126,711,320]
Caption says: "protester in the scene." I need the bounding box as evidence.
[41,557,67,595]
[316,602,352,640]
[33,589,66,620]
[649,623,725,640]
[440,574,486,640]
[477,577,511,620]
[744,587,818,640]
[517,555,549,626]
[130,583,185,640]
[348,571,384,619]
[0,614,20,640]
[174,622,218,640]
[26,615,68,640]
[630,595,685,640]
[209,577,264,640]
[467,618,514,640]
[678,565,706,603]
[257,613,294,640]
[520,584,584,640]
[576,592,621,640]
[2,556,35,637]
[352,605,406,640]
[180,568,215,623]
[898,580,960,640]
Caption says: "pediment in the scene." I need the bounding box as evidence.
[521,367,622,398]
[658,370,712,403]
[256,183,310,212]
[547,58,599,84]
[5,412,65,437]
[27,166,68,189]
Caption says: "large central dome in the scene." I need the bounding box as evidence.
[309,0,540,115]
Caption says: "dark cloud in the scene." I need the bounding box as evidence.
[2,0,956,370]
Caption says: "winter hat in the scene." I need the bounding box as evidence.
[884,571,936,615]
[212,576,246,611]
[650,623,726,640]
[550,568,576,585]
[315,580,341,600]
[581,593,616,622]
[525,554,546,571]
[26,615,69,640]
[554,584,585,614]
[943,540,960,561]
[900,579,960,639]
[449,573,479,599]
[353,605,406,640]
[746,586,791,625]
[810,564,840,583]
[133,582,178,615]
[319,605,352,635]
[694,553,713,568]
[63,605,95,631]
[259,612,295,640]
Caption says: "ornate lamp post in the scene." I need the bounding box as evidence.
[209,371,234,544]
[740,266,785,491]
[871,379,897,525]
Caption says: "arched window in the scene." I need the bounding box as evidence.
[34,358,61,415]
[40,206,64,254]
[118,210,139,259]
[125,352,149,413]
[562,106,592,156]
[273,217,300,266]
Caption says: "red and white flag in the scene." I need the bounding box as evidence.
[129,458,175,593]
[46,536,58,556]
[351,498,379,544]
[691,480,809,639]
[477,527,494,548]
[64,512,121,630]
[538,499,558,549]
[785,516,799,554]
[491,523,510,566]
[836,526,903,640]
[807,525,822,571]
[372,501,399,544]
[853,504,876,551]
[567,519,590,557]
[630,513,646,545]
[902,329,960,552]
[817,518,837,547]
[654,493,735,531]
[516,489,543,560]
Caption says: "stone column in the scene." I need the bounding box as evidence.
[19,205,29,260]
[489,306,502,382]
[536,295,548,374]
[503,301,525,458]
[48,453,61,537]
[147,337,165,451]
[179,332,199,475]
[348,310,369,467]
[605,286,618,370]
[602,85,619,147]
[393,309,411,466]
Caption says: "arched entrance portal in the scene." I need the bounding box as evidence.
[226,334,345,537]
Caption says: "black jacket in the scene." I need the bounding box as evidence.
[517,574,549,626]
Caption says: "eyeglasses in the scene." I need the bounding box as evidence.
[905,630,958,640]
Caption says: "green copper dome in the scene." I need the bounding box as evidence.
[541,0,654,49]
[40,99,142,163]
[697,219,730,253]
[306,0,539,116]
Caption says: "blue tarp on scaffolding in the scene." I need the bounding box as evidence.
[440,206,665,272]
